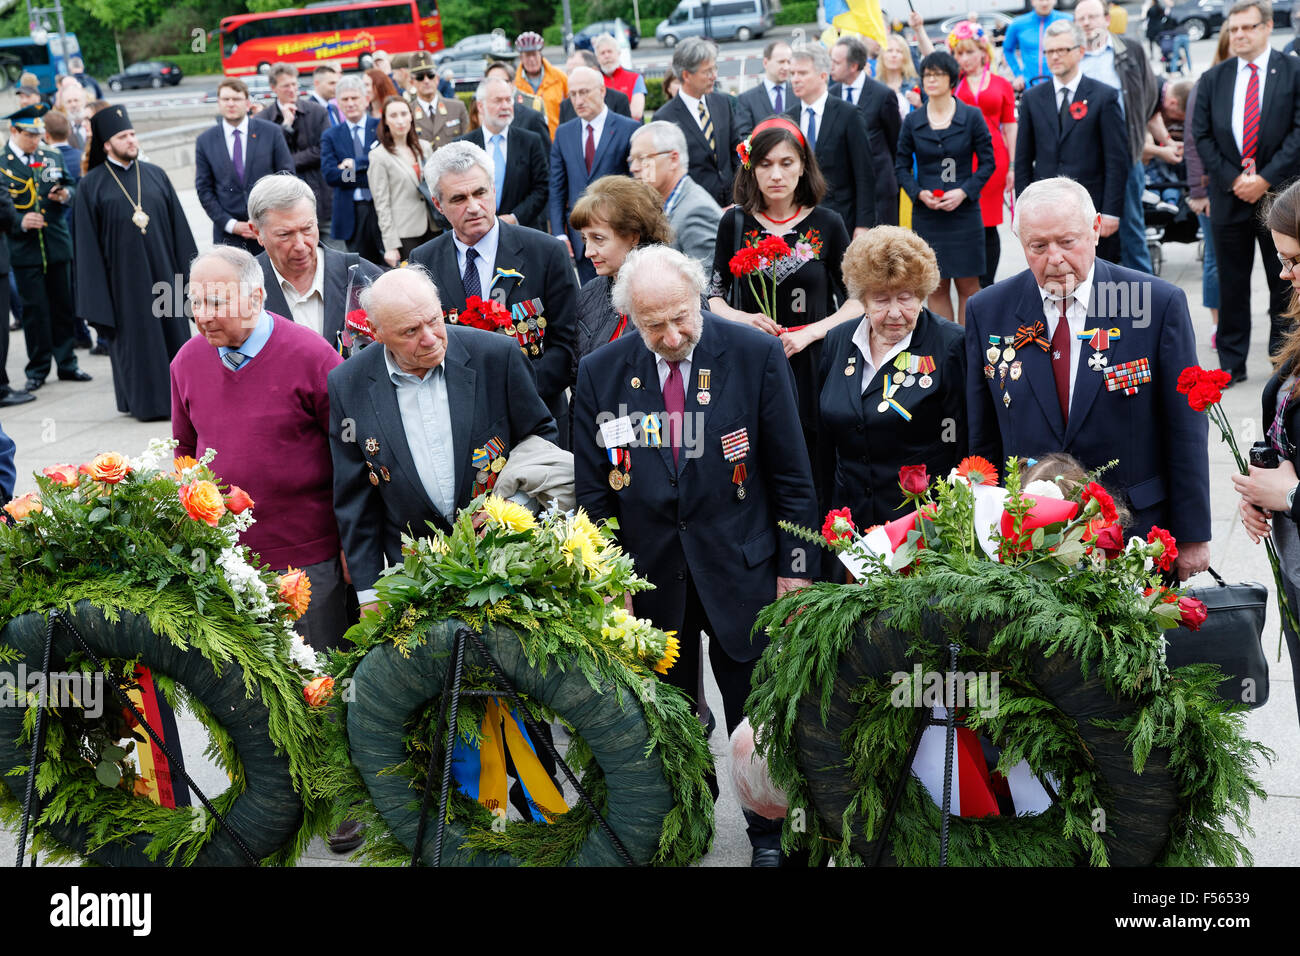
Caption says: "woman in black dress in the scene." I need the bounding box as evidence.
[895,50,995,326]
[817,226,967,531]
[707,117,859,499]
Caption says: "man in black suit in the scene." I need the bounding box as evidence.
[329,265,557,601]
[248,174,383,352]
[0,174,29,406]
[830,34,900,226]
[459,77,549,232]
[194,77,295,253]
[321,75,384,264]
[1015,20,1128,263]
[262,63,330,231]
[654,38,741,207]
[559,50,633,124]
[410,141,578,444]
[786,43,876,237]
[484,60,553,144]
[734,39,794,136]
[308,64,343,127]
[1193,0,1300,383]
[571,245,818,866]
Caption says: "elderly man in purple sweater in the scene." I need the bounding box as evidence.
[171,245,348,652]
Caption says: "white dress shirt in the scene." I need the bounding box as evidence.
[851,319,914,395]
[452,218,501,295]
[1232,48,1272,157]
[840,72,866,106]
[1038,264,1096,412]
[765,79,787,112]
[269,252,326,336]
[799,90,830,143]
[382,347,456,518]
[581,106,609,156]
[677,90,709,131]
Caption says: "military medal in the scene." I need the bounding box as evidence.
[1103,357,1152,395]
[1003,392,1011,407]
[697,368,711,405]
[998,361,1008,387]
[364,437,380,456]
[608,447,631,490]
[367,464,379,486]
[844,354,857,376]
[1080,327,1120,373]
[986,335,1001,365]
[1001,345,1016,362]
[880,377,912,421]
[472,437,507,495]
[984,363,995,380]
[916,355,935,389]
[721,429,749,500]
[641,412,663,447]
[732,463,747,500]
[1010,360,1022,381]
[380,466,391,482]
[877,400,890,414]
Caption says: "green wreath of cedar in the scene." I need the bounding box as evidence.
[0,600,303,866]
[348,617,675,866]
[793,608,1180,866]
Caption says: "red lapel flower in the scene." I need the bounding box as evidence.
[1069,100,1088,120]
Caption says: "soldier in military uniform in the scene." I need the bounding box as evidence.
[1,105,89,392]
[406,51,470,152]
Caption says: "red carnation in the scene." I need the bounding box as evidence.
[1147,526,1179,572]
[1176,365,1231,411]
[821,507,856,545]
[729,246,762,277]
[1081,481,1118,524]
[755,235,792,262]
[1178,595,1208,631]
[898,464,929,496]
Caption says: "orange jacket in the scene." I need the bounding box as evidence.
[514,58,568,138]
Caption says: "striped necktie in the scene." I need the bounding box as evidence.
[697,97,716,153]
[223,350,247,371]
[1242,63,1260,163]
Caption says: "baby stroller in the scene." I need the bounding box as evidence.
[1157,28,1193,76]
[1143,182,1200,276]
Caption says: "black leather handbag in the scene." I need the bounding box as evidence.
[1165,567,1269,709]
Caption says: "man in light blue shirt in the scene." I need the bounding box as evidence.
[1003,0,1073,90]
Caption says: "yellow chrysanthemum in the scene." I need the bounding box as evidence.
[482,495,536,532]
[562,530,608,576]
[654,633,680,675]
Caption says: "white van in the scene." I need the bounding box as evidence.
[655,0,774,47]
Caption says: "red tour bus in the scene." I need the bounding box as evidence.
[220,0,443,76]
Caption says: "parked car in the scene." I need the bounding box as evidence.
[1168,0,1294,41]
[577,17,640,49]
[106,60,183,91]
[655,0,773,47]
[435,32,514,67]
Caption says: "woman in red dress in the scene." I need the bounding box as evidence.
[949,23,1017,288]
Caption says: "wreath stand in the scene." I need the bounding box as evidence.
[871,643,1062,867]
[409,625,640,867]
[14,608,258,867]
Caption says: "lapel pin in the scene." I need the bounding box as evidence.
[364,437,379,455]
[631,376,641,389]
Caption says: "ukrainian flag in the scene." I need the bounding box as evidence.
[822,0,887,46]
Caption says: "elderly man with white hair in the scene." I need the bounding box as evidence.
[629,120,722,270]
[965,177,1210,580]
[592,33,646,121]
[328,264,557,603]
[571,244,818,866]
[456,76,550,231]
[411,140,578,443]
[247,173,383,352]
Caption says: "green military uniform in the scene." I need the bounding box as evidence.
[2,107,84,388]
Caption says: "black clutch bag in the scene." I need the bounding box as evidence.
[1165,567,1269,709]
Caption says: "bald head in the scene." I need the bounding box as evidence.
[361,266,448,377]
[567,66,607,121]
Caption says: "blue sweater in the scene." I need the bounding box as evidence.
[1003,9,1073,84]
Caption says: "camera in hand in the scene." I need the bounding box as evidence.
[1250,441,1280,469]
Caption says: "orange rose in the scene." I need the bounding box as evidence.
[41,464,78,487]
[303,676,335,706]
[225,485,254,514]
[88,452,131,484]
[278,567,313,619]
[178,479,227,526]
[3,492,42,522]
[170,455,199,478]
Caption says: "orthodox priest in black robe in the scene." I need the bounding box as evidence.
[75,105,197,422]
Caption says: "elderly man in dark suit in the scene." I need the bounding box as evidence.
[1015,20,1128,263]
[549,66,639,283]
[654,38,741,207]
[830,35,900,226]
[194,77,295,253]
[261,63,330,229]
[321,75,384,264]
[411,141,578,444]
[734,39,794,135]
[572,244,818,866]
[630,121,722,270]
[459,76,549,232]
[966,177,1210,579]
[329,265,557,604]
[785,43,876,237]
[1192,0,1300,385]
[248,174,384,353]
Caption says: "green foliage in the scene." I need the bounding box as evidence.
[644,76,665,112]
[773,0,817,26]
[165,51,224,76]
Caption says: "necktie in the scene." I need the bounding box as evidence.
[844,85,854,105]
[663,360,685,467]
[773,84,783,113]
[1243,63,1260,162]
[698,98,716,153]
[352,123,364,159]
[462,246,481,300]
[232,128,244,182]
[491,133,506,209]
[1052,302,1072,425]
[1058,87,1071,132]
[223,351,247,371]
[806,106,817,150]
[328,102,341,126]
[584,123,595,175]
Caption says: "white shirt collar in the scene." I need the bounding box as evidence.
[845,71,866,95]
[1052,71,1082,99]
[270,247,326,301]
[851,318,915,392]
[383,344,444,384]
[1037,263,1096,313]
[452,218,501,273]
[583,106,609,140]
[677,89,702,115]
[800,89,830,115]
[223,116,249,137]
[1238,47,1272,75]
[7,138,36,160]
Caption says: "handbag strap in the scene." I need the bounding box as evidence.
[729,205,744,310]
[1204,565,1227,588]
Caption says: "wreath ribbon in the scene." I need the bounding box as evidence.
[451,698,568,823]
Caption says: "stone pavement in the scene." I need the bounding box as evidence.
[0,189,1295,867]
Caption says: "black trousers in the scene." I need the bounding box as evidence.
[347,200,385,265]
[14,259,77,383]
[1213,215,1293,375]
[660,572,782,850]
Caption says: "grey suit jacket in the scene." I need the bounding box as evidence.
[257,244,384,351]
[668,174,722,270]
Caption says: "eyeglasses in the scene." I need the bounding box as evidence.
[414,71,435,81]
[1278,251,1300,273]
[1043,45,1080,56]
[628,149,670,168]
[1228,20,1266,33]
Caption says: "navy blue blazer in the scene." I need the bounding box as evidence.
[785,94,876,232]
[328,325,558,590]
[896,98,995,210]
[572,313,819,661]
[548,111,639,282]
[194,117,294,244]
[965,259,1210,543]
[321,116,379,241]
[1014,75,1128,219]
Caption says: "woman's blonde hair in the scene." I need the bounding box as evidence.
[841,225,940,302]
[879,34,918,83]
